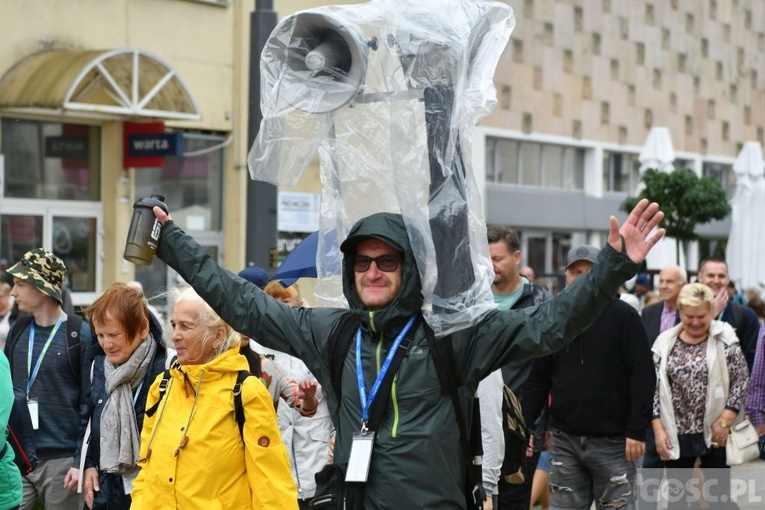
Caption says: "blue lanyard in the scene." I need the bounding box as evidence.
[356,315,416,428]
[27,313,66,395]
[133,379,145,407]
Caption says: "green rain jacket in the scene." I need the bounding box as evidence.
[0,349,23,510]
[157,212,639,509]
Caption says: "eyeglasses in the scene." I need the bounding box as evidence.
[352,254,401,273]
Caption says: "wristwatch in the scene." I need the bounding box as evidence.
[719,418,729,429]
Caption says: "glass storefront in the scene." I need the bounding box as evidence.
[133,132,226,308]
[1,119,101,201]
[1,119,102,302]
[0,119,227,306]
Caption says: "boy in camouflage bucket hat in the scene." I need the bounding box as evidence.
[6,248,66,304]
[6,247,90,510]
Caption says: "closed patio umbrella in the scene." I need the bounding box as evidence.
[726,142,765,291]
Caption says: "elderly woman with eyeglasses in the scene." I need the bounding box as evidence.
[130,287,296,510]
[651,282,748,509]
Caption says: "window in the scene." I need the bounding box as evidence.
[603,150,640,193]
[0,209,100,298]
[0,215,42,265]
[674,158,694,171]
[702,162,735,199]
[486,137,584,190]
[134,133,225,231]
[698,237,727,262]
[519,230,571,295]
[133,132,225,311]
[1,119,101,201]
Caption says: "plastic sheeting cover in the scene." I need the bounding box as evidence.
[248,0,515,337]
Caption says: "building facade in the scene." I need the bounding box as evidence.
[477,0,763,286]
[0,0,349,306]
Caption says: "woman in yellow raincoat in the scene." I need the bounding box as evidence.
[131,287,297,509]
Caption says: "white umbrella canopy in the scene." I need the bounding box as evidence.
[726,141,765,291]
[639,126,676,174]
[638,127,685,271]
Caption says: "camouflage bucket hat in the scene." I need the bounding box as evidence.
[7,248,66,303]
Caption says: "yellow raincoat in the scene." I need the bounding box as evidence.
[131,347,297,509]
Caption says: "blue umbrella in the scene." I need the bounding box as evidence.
[272,230,341,287]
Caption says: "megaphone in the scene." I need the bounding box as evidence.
[265,12,371,114]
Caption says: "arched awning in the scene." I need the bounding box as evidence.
[0,48,201,121]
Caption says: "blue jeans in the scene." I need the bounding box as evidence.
[548,431,636,510]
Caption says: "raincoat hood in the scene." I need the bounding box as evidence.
[341,212,423,335]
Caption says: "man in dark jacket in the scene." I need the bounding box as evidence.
[640,264,686,470]
[486,225,551,510]
[524,246,656,510]
[697,257,759,372]
[640,264,686,345]
[151,200,664,509]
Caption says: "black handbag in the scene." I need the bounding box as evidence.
[310,464,364,510]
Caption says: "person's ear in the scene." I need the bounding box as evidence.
[139,318,150,340]
[212,326,227,350]
[513,250,521,265]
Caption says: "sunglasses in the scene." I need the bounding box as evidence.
[352,254,401,273]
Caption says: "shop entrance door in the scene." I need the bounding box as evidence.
[0,199,102,306]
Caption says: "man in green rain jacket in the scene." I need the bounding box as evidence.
[152,200,664,509]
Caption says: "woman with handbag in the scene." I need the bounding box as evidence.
[130,287,297,509]
[652,283,749,509]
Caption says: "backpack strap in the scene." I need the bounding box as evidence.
[731,302,743,334]
[4,314,83,382]
[425,329,485,507]
[145,356,177,418]
[4,316,34,373]
[233,370,251,440]
[65,314,83,382]
[328,313,360,402]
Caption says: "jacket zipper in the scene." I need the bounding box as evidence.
[376,335,400,438]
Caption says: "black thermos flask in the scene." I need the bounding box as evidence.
[123,194,168,265]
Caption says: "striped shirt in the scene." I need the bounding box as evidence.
[660,303,678,334]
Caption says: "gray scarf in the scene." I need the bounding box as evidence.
[99,334,156,474]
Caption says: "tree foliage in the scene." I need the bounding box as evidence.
[621,169,731,258]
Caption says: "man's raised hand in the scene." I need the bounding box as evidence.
[607,198,665,264]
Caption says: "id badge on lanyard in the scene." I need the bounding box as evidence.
[346,431,375,482]
[27,398,40,430]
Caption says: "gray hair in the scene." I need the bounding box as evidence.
[173,287,240,361]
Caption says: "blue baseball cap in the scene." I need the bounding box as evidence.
[238,266,269,289]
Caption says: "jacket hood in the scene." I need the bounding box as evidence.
[341,212,423,335]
